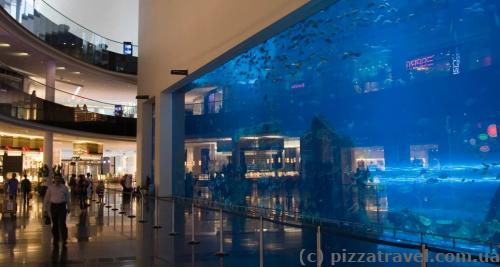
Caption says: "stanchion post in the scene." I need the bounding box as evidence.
[215,208,228,256]
[120,211,125,233]
[112,189,118,211]
[138,190,147,223]
[128,191,136,219]
[169,201,176,235]
[105,188,111,208]
[421,244,427,267]
[153,188,162,229]
[188,202,200,245]
[316,225,322,267]
[259,216,264,267]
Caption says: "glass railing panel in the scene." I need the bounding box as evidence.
[0,0,138,74]
[0,77,136,136]
[16,75,137,118]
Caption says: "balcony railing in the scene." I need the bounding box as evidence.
[0,0,138,74]
[0,74,136,136]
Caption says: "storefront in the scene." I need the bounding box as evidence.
[60,142,103,179]
[0,134,44,182]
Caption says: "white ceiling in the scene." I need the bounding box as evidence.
[0,25,137,108]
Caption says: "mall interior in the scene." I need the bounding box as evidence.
[0,0,499,266]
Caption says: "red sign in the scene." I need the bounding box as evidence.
[406,55,435,70]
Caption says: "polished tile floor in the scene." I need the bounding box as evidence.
[0,190,494,267]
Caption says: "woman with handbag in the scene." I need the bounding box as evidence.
[43,175,70,246]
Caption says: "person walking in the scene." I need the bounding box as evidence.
[77,175,88,209]
[43,175,70,246]
[96,180,105,204]
[20,174,32,204]
[6,173,19,200]
[86,173,93,202]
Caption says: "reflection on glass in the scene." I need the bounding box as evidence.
[181,0,500,251]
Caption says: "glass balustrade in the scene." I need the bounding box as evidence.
[0,0,138,74]
[0,73,137,136]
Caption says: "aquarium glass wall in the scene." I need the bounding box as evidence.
[182,0,500,250]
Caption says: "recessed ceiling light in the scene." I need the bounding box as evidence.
[11,52,29,56]
[0,43,10,47]
[56,66,66,70]
[71,71,81,75]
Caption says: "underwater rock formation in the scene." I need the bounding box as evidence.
[299,116,356,220]
[300,116,353,185]
[486,186,500,221]
[486,187,500,248]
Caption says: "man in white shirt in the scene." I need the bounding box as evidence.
[43,175,70,245]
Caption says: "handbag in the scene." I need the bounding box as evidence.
[43,212,51,225]
[6,200,14,212]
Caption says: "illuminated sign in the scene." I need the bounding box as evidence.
[291,82,305,89]
[114,105,123,117]
[123,42,133,56]
[452,51,460,75]
[406,55,434,71]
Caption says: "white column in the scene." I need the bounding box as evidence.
[45,60,56,102]
[43,132,53,169]
[44,61,56,170]
[22,77,31,94]
[154,91,185,197]
[137,99,153,187]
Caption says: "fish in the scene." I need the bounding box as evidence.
[396,78,406,85]
[426,178,439,184]
[374,15,384,23]
[379,4,387,9]
[438,173,448,179]
[342,51,362,60]
[465,3,485,13]
[387,7,398,13]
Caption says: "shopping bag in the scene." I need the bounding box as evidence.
[43,212,51,225]
[6,200,14,212]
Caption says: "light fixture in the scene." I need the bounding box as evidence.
[72,86,81,100]
[0,43,10,47]
[11,52,29,56]
[56,66,66,70]
[71,71,81,75]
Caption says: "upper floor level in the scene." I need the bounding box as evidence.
[0,65,136,138]
[0,0,138,75]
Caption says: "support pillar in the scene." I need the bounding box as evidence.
[43,132,53,169]
[137,99,153,187]
[43,61,56,171]
[45,60,56,102]
[154,90,185,197]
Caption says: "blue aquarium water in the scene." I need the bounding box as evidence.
[182,0,500,251]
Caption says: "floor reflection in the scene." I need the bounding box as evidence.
[0,190,494,266]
